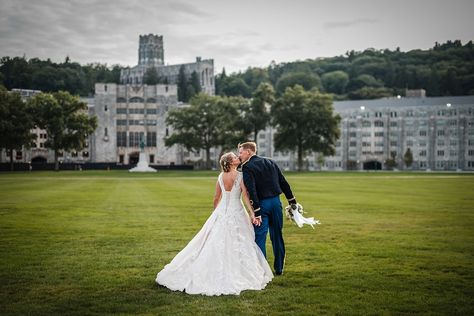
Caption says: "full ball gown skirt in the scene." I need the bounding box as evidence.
[156,173,273,296]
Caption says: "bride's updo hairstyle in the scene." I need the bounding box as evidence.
[219,152,234,173]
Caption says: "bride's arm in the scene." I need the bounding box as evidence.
[240,181,256,221]
[213,180,222,208]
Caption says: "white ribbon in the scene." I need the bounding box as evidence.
[285,203,321,229]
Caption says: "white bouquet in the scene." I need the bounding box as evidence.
[285,203,320,229]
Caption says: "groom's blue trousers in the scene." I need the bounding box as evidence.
[254,195,285,273]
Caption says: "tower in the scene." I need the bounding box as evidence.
[138,34,164,66]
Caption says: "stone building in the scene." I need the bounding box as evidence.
[120,34,215,96]
[91,83,184,165]
[264,94,474,171]
[0,89,93,166]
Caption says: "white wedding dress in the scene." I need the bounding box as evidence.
[156,172,273,296]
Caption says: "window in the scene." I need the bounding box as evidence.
[350,141,357,147]
[149,155,155,163]
[406,131,414,137]
[349,132,356,138]
[129,132,143,147]
[437,140,445,146]
[469,150,474,156]
[390,121,398,127]
[390,111,397,118]
[362,141,371,147]
[374,132,384,137]
[468,139,474,146]
[407,140,413,147]
[437,150,445,156]
[349,122,357,128]
[374,121,384,127]
[72,151,78,157]
[82,151,89,158]
[117,132,127,147]
[146,108,157,114]
[450,150,457,157]
[129,108,145,114]
[362,121,371,127]
[419,150,427,157]
[437,130,445,137]
[419,141,427,147]
[419,131,427,137]
[119,155,124,164]
[450,140,458,146]
[117,119,127,125]
[117,108,127,114]
[15,150,22,160]
[390,141,398,146]
[146,132,157,147]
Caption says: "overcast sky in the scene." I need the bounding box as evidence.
[1,0,473,74]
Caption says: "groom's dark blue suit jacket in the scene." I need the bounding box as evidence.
[241,155,296,217]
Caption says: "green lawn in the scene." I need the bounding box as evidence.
[0,171,473,315]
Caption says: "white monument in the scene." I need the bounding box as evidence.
[129,136,157,172]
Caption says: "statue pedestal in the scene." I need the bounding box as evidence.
[129,152,157,172]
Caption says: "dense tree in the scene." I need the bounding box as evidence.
[143,67,160,85]
[404,148,413,169]
[28,91,98,171]
[222,77,251,97]
[385,151,398,170]
[321,70,349,94]
[271,85,341,171]
[0,87,36,171]
[165,93,221,169]
[275,72,322,95]
[214,96,252,151]
[247,82,274,142]
[177,65,187,102]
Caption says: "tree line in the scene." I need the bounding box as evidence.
[1,40,472,100]
[216,40,474,99]
[1,82,340,172]
[165,83,340,170]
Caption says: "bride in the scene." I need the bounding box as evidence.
[155,152,273,296]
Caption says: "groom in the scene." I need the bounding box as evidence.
[238,142,297,275]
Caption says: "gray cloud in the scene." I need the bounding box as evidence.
[323,18,378,30]
[0,0,473,74]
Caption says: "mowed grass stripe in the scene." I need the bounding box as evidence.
[0,171,472,315]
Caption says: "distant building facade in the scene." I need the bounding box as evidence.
[120,34,215,96]
[91,83,184,165]
[0,89,93,166]
[263,95,474,171]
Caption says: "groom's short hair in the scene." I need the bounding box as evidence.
[239,142,257,153]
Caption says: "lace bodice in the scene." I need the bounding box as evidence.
[217,172,242,201]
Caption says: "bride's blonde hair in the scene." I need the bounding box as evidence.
[219,152,234,173]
